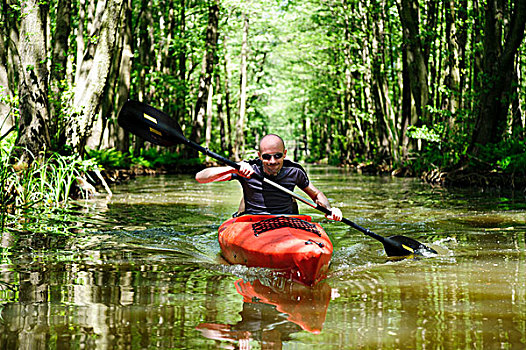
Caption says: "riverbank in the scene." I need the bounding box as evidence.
[96,160,526,195]
[355,162,526,191]
[422,167,526,190]
[83,163,207,197]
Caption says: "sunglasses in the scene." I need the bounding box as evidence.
[261,152,284,160]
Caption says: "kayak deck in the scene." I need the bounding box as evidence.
[218,214,333,285]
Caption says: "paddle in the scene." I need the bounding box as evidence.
[118,100,437,257]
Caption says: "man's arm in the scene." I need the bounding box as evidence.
[195,166,236,183]
[195,162,254,183]
[302,183,342,221]
[302,183,331,208]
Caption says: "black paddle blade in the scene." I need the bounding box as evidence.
[118,100,186,146]
[384,235,438,257]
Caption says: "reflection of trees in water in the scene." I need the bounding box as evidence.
[0,231,525,348]
[0,233,231,349]
[326,236,526,348]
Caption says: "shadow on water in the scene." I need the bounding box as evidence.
[1,170,526,349]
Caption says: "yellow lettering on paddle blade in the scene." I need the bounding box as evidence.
[402,244,414,253]
[144,113,157,124]
[149,127,162,136]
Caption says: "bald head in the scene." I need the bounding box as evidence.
[259,134,285,152]
[258,134,287,176]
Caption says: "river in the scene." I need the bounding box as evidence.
[1,167,525,349]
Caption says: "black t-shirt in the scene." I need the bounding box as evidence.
[230,159,310,214]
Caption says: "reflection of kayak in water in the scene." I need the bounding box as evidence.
[218,214,333,286]
[196,277,331,347]
[235,278,331,334]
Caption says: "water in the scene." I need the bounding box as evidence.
[1,167,525,349]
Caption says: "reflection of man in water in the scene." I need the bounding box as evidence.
[198,301,302,349]
[197,279,331,348]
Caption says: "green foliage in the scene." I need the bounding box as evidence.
[11,154,96,206]
[404,142,465,175]
[402,123,526,176]
[85,147,195,169]
[1,135,99,232]
[402,122,469,174]
[4,0,526,206]
[86,148,130,168]
[406,125,441,143]
[473,140,526,174]
[48,81,78,152]
[0,132,16,231]
[134,148,190,168]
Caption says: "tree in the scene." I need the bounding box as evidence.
[16,0,51,163]
[2,0,526,179]
[397,0,430,126]
[49,0,72,148]
[470,0,526,151]
[190,0,220,157]
[0,0,17,139]
[66,0,124,155]
[370,0,398,163]
[233,12,248,161]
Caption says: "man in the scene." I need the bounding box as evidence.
[195,134,342,221]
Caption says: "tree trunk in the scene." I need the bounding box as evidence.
[113,0,133,152]
[205,80,214,153]
[67,0,124,155]
[49,0,71,148]
[75,0,86,80]
[131,0,153,155]
[370,0,397,163]
[442,0,461,129]
[397,0,429,123]
[15,0,51,163]
[511,62,523,139]
[175,0,186,124]
[190,0,219,156]
[88,0,129,150]
[136,0,154,103]
[424,0,439,110]
[216,72,228,152]
[0,0,18,139]
[162,1,176,77]
[399,47,414,157]
[341,0,356,163]
[234,13,249,161]
[192,55,207,151]
[456,0,469,111]
[222,38,233,155]
[470,0,526,151]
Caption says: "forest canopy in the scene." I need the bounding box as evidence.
[1,0,526,181]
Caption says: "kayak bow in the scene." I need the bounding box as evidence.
[218,214,333,286]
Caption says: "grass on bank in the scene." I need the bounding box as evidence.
[0,134,100,233]
[0,134,201,233]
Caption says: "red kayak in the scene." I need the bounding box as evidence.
[218,214,333,285]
